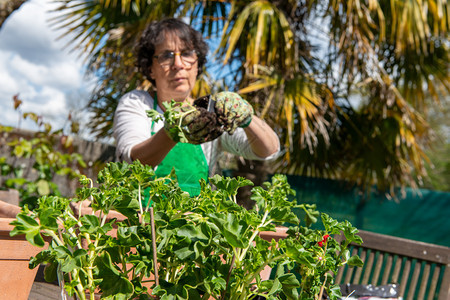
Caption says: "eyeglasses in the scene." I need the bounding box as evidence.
[153,50,198,69]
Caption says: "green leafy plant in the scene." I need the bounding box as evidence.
[11,160,363,299]
[146,97,221,144]
[147,100,197,143]
[0,95,86,209]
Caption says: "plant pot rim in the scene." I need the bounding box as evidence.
[0,217,18,232]
[0,199,21,218]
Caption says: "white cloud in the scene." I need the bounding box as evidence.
[8,53,84,91]
[0,54,21,93]
[23,86,67,114]
[0,0,68,64]
[0,0,95,133]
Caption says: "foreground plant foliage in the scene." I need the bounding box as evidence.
[11,161,363,299]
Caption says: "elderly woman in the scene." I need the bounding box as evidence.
[113,18,280,196]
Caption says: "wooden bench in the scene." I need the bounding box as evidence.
[335,230,450,300]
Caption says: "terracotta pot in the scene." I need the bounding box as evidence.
[0,217,49,300]
[259,226,288,242]
[0,188,20,207]
[0,199,21,218]
[257,227,289,280]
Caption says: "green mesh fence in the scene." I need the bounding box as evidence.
[284,175,450,247]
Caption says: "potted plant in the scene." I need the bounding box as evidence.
[0,98,86,299]
[11,160,363,299]
[0,199,50,299]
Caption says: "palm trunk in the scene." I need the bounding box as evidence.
[0,0,27,29]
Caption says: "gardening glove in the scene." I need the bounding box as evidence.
[164,103,224,144]
[212,91,254,135]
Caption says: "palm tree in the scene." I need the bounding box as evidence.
[48,0,449,196]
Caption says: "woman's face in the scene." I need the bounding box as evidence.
[150,32,198,103]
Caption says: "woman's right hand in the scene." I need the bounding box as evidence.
[164,104,223,144]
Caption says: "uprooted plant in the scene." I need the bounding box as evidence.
[11,160,363,299]
[147,97,223,144]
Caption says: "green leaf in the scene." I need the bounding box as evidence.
[7,159,365,298]
[268,277,282,295]
[43,261,58,283]
[38,209,59,230]
[96,252,134,298]
[117,226,142,246]
[209,175,253,197]
[29,249,53,269]
[100,222,114,235]
[5,177,28,186]
[53,246,72,259]
[36,179,51,195]
[153,280,189,299]
[177,224,209,242]
[60,249,87,273]
[322,214,341,233]
[278,273,300,288]
[302,204,320,227]
[279,273,300,299]
[76,186,94,201]
[222,214,248,248]
[13,144,25,157]
[10,214,45,247]
[64,279,80,296]
[341,249,350,262]
[270,207,299,224]
[112,193,140,216]
[342,221,363,244]
[173,244,195,260]
[79,215,101,234]
[327,284,343,300]
[146,109,163,121]
[284,241,315,267]
[348,255,364,267]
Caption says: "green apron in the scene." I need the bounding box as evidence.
[143,96,209,206]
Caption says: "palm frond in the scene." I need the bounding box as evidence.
[217,0,296,74]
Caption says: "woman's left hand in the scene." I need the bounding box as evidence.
[213,91,254,134]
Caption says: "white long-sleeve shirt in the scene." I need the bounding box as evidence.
[113,90,280,176]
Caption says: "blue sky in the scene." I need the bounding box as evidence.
[0,0,229,138]
[0,0,96,135]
